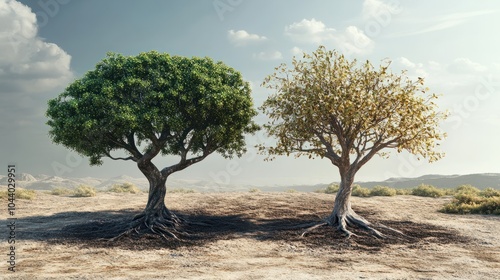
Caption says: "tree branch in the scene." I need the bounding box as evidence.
[125,133,143,158]
[315,132,341,165]
[103,151,137,162]
[104,133,143,160]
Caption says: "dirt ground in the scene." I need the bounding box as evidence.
[1,191,499,280]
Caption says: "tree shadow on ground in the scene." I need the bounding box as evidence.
[8,207,469,251]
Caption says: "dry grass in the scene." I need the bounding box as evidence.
[73,185,97,197]
[9,191,500,280]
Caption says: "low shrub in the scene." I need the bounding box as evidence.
[285,189,298,193]
[480,187,500,198]
[455,184,481,195]
[441,187,500,215]
[50,187,73,196]
[315,184,339,194]
[369,185,397,197]
[324,184,340,194]
[249,188,261,193]
[167,188,196,193]
[73,185,96,197]
[475,197,500,215]
[108,182,141,194]
[352,184,371,197]
[395,188,412,195]
[442,188,457,196]
[17,189,37,200]
[411,184,445,198]
[0,188,37,200]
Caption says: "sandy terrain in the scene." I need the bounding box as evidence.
[1,191,499,280]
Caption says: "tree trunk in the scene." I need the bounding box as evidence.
[117,159,185,240]
[325,170,385,238]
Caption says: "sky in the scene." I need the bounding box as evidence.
[1,0,499,187]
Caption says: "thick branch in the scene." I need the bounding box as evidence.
[315,132,341,165]
[161,154,208,177]
[355,138,398,172]
[125,133,144,159]
[104,133,143,160]
[103,151,137,162]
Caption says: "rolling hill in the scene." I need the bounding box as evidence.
[1,173,498,192]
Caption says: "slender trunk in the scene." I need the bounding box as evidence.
[301,165,401,238]
[320,168,385,238]
[327,171,355,225]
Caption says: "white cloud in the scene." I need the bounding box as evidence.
[399,57,416,68]
[253,51,283,61]
[285,19,374,55]
[228,29,267,46]
[290,46,304,56]
[335,26,374,55]
[362,0,402,20]
[391,10,496,37]
[284,18,335,44]
[448,58,488,74]
[0,0,73,128]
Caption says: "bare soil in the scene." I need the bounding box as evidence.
[1,191,499,279]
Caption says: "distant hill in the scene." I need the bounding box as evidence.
[259,173,500,192]
[1,173,498,192]
[356,173,500,190]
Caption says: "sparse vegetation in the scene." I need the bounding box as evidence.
[0,188,36,200]
[167,188,196,193]
[369,185,397,197]
[324,184,339,194]
[351,185,371,197]
[108,182,141,194]
[249,188,261,193]
[286,189,298,193]
[315,184,339,194]
[73,185,97,197]
[411,184,445,198]
[396,188,413,195]
[480,187,500,198]
[441,187,500,215]
[455,184,481,195]
[50,187,73,196]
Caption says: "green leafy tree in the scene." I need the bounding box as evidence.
[47,51,258,239]
[260,46,446,238]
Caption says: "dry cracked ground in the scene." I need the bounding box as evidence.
[1,190,499,279]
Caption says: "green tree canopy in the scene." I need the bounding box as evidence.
[46,51,259,239]
[47,51,258,167]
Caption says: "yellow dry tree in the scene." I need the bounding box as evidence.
[260,46,447,238]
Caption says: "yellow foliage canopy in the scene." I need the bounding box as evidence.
[260,46,447,172]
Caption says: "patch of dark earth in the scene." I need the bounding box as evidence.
[39,208,469,251]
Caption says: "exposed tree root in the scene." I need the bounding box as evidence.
[300,222,328,237]
[109,208,189,242]
[301,210,406,239]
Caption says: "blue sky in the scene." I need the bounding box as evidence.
[1,0,499,186]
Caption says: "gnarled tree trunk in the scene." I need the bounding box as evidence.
[112,159,185,240]
[326,171,384,238]
[302,167,394,238]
